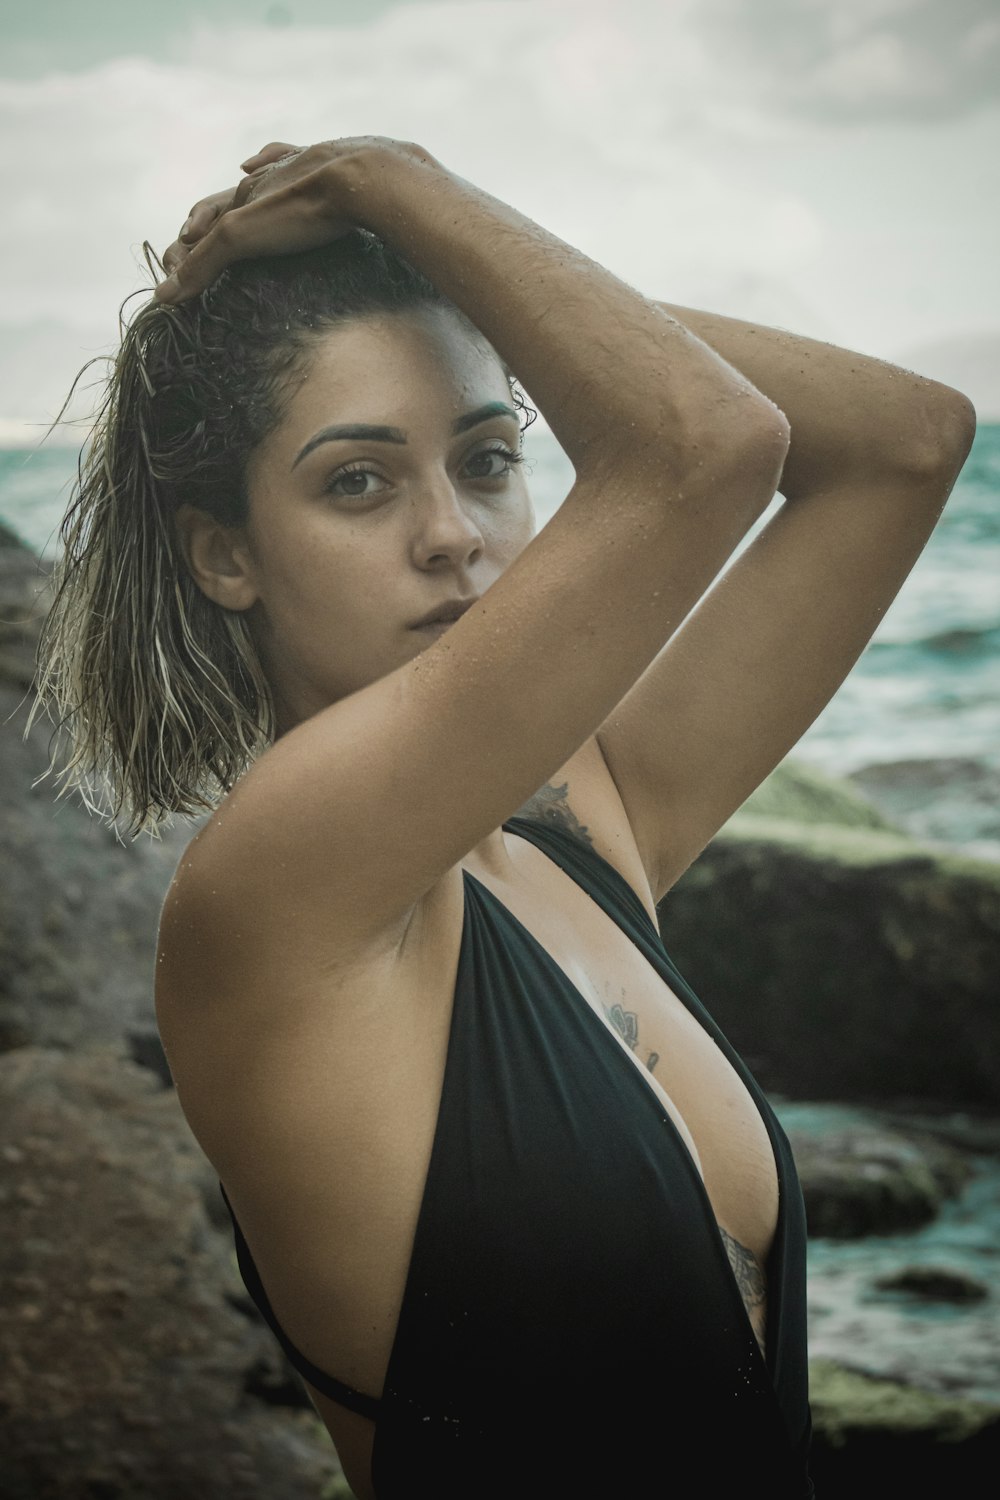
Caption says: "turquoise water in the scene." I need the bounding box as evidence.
[523,421,1000,784]
[0,443,81,557]
[776,1101,1000,1403]
[775,425,1000,778]
[3,422,998,789]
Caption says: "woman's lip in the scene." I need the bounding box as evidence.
[410,597,478,629]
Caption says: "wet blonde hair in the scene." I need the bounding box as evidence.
[33,233,535,835]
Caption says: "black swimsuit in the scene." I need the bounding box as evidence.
[220,814,814,1497]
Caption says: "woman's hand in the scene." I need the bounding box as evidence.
[155,136,409,304]
[162,141,301,267]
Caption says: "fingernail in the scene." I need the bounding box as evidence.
[179,217,194,242]
[155,276,180,305]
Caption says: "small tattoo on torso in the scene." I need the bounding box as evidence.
[514,780,594,850]
[603,1002,659,1073]
[605,1001,639,1049]
[718,1226,768,1358]
[521,782,657,1074]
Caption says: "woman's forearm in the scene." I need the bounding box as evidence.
[339,143,788,477]
[654,302,974,501]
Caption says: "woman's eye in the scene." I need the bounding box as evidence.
[322,445,522,499]
[323,465,387,499]
[465,445,523,479]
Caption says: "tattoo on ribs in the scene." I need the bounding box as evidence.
[721,1226,768,1358]
[514,780,594,849]
[718,1227,767,1312]
[604,1002,639,1049]
[603,1003,659,1073]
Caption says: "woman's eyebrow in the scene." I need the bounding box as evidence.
[291,401,518,470]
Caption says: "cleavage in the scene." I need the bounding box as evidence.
[463,840,706,1162]
[463,835,780,1276]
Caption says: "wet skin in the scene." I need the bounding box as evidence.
[171,306,777,1499]
[179,304,536,738]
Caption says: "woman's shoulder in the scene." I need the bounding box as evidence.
[154,784,413,1019]
[153,790,429,1167]
[154,731,655,1039]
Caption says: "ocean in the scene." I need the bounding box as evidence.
[2,421,998,855]
[519,421,1000,785]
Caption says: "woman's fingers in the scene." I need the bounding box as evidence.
[161,189,236,278]
[161,242,188,275]
[169,147,301,260]
[156,211,247,303]
[233,147,309,211]
[166,190,235,265]
[187,190,233,234]
[180,198,223,243]
[153,139,376,304]
[154,189,348,304]
[240,140,302,173]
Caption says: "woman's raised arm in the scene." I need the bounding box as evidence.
[160,137,789,957]
[157,137,786,476]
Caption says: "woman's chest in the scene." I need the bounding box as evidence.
[460,842,779,1266]
[197,840,782,1437]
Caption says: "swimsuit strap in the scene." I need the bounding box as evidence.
[502,813,660,940]
[502,810,811,1434]
[219,1182,381,1419]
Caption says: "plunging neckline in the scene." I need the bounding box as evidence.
[497,816,792,1377]
[464,829,784,1376]
[371,818,793,1493]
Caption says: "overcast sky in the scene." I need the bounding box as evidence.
[2,0,998,441]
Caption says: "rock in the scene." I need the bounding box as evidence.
[874,1265,990,1304]
[808,1359,1000,1497]
[0,524,196,1056]
[848,756,1000,861]
[0,1044,345,1500]
[881,1106,1000,1156]
[658,790,1000,1105]
[126,1025,174,1088]
[0,518,51,690]
[739,757,903,833]
[787,1125,971,1238]
[0,690,194,1052]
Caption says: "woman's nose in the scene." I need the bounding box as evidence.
[409,476,485,569]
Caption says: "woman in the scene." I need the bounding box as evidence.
[38,137,974,1498]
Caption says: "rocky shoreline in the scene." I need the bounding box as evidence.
[2,522,998,1497]
[657,758,1000,1107]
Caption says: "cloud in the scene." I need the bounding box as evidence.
[0,0,827,331]
[891,330,1000,421]
[0,0,992,432]
[691,0,1000,122]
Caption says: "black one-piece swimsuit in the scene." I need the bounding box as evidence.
[220,814,814,1498]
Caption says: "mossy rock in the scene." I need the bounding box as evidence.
[736,758,902,833]
[808,1361,1000,1496]
[659,801,1000,1105]
[810,1357,1000,1443]
[873,1265,990,1303]
[790,1127,970,1239]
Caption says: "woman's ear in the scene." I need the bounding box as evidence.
[174,504,259,611]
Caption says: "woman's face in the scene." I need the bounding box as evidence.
[236,306,536,731]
